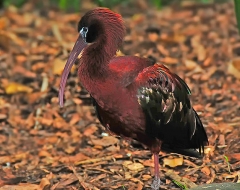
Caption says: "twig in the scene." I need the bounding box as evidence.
[34,73,48,129]
[237,171,240,183]
[70,166,100,190]
[74,155,114,166]
[165,170,198,189]
[87,168,113,175]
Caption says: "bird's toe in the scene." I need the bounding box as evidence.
[151,176,161,190]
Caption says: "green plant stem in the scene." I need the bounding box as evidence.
[59,0,67,10]
[153,0,162,9]
[234,0,240,34]
[201,0,209,3]
[224,155,231,174]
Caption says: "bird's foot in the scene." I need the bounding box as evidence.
[151,176,161,190]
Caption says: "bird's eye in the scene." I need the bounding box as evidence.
[82,27,88,33]
[80,27,88,40]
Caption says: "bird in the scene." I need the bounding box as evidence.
[59,7,208,189]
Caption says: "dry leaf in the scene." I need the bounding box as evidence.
[13,66,36,78]
[218,134,226,146]
[142,159,154,167]
[163,156,183,168]
[228,58,240,79]
[5,82,33,94]
[39,178,51,190]
[136,182,143,190]
[0,17,9,30]
[226,153,240,161]
[130,178,144,184]
[0,2,239,189]
[53,174,78,188]
[0,184,39,190]
[31,62,47,72]
[0,30,11,50]
[222,172,239,180]
[52,58,67,75]
[64,145,76,154]
[201,166,211,176]
[6,31,25,46]
[69,113,81,125]
[142,174,152,181]
[184,59,198,71]
[15,55,27,64]
[27,92,46,104]
[148,33,158,42]
[124,172,132,179]
[52,58,76,75]
[157,44,169,56]
[237,172,240,183]
[197,45,206,61]
[60,153,89,163]
[204,146,215,155]
[83,125,98,136]
[160,33,186,44]
[91,136,119,147]
[123,161,144,171]
[161,57,178,65]
[38,150,51,158]
[38,117,53,126]
[0,114,7,120]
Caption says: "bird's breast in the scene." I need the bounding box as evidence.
[78,67,151,143]
[93,87,147,139]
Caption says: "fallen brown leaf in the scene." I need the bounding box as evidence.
[39,178,51,190]
[90,136,119,147]
[184,59,199,71]
[0,184,39,190]
[163,156,183,168]
[228,57,240,79]
[123,161,144,171]
[201,166,211,176]
[4,82,33,94]
[161,57,179,65]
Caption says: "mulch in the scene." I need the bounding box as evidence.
[0,1,239,189]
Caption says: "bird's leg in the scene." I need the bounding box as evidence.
[151,153,161,189]
[151,140,162,190]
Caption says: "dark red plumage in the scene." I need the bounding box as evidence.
[59,8,208,189]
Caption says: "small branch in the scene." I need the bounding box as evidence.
[165,170,197,189]
[34,73,48,129]
[69,166,100,190]
[74,155,114,166]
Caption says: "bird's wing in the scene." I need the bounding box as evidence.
[135,63,197,141]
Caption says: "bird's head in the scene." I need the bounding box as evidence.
[59,8,125,107]
[80,8,124,42]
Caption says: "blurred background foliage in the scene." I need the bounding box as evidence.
[1,0,240,34]
[1,0,232,10]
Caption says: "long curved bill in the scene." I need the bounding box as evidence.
[59,34,87,107]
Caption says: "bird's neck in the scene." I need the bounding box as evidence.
[80,47,110,77]
[78,36,120,100]
[79,39,118,77]
[78,46,114,97]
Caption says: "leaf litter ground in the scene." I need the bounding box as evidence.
[0,1,239,190]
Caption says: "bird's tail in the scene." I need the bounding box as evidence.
[189,109,208,155]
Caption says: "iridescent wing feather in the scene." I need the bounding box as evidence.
[136,64,208,153]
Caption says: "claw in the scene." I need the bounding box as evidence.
[151,176,161,190]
